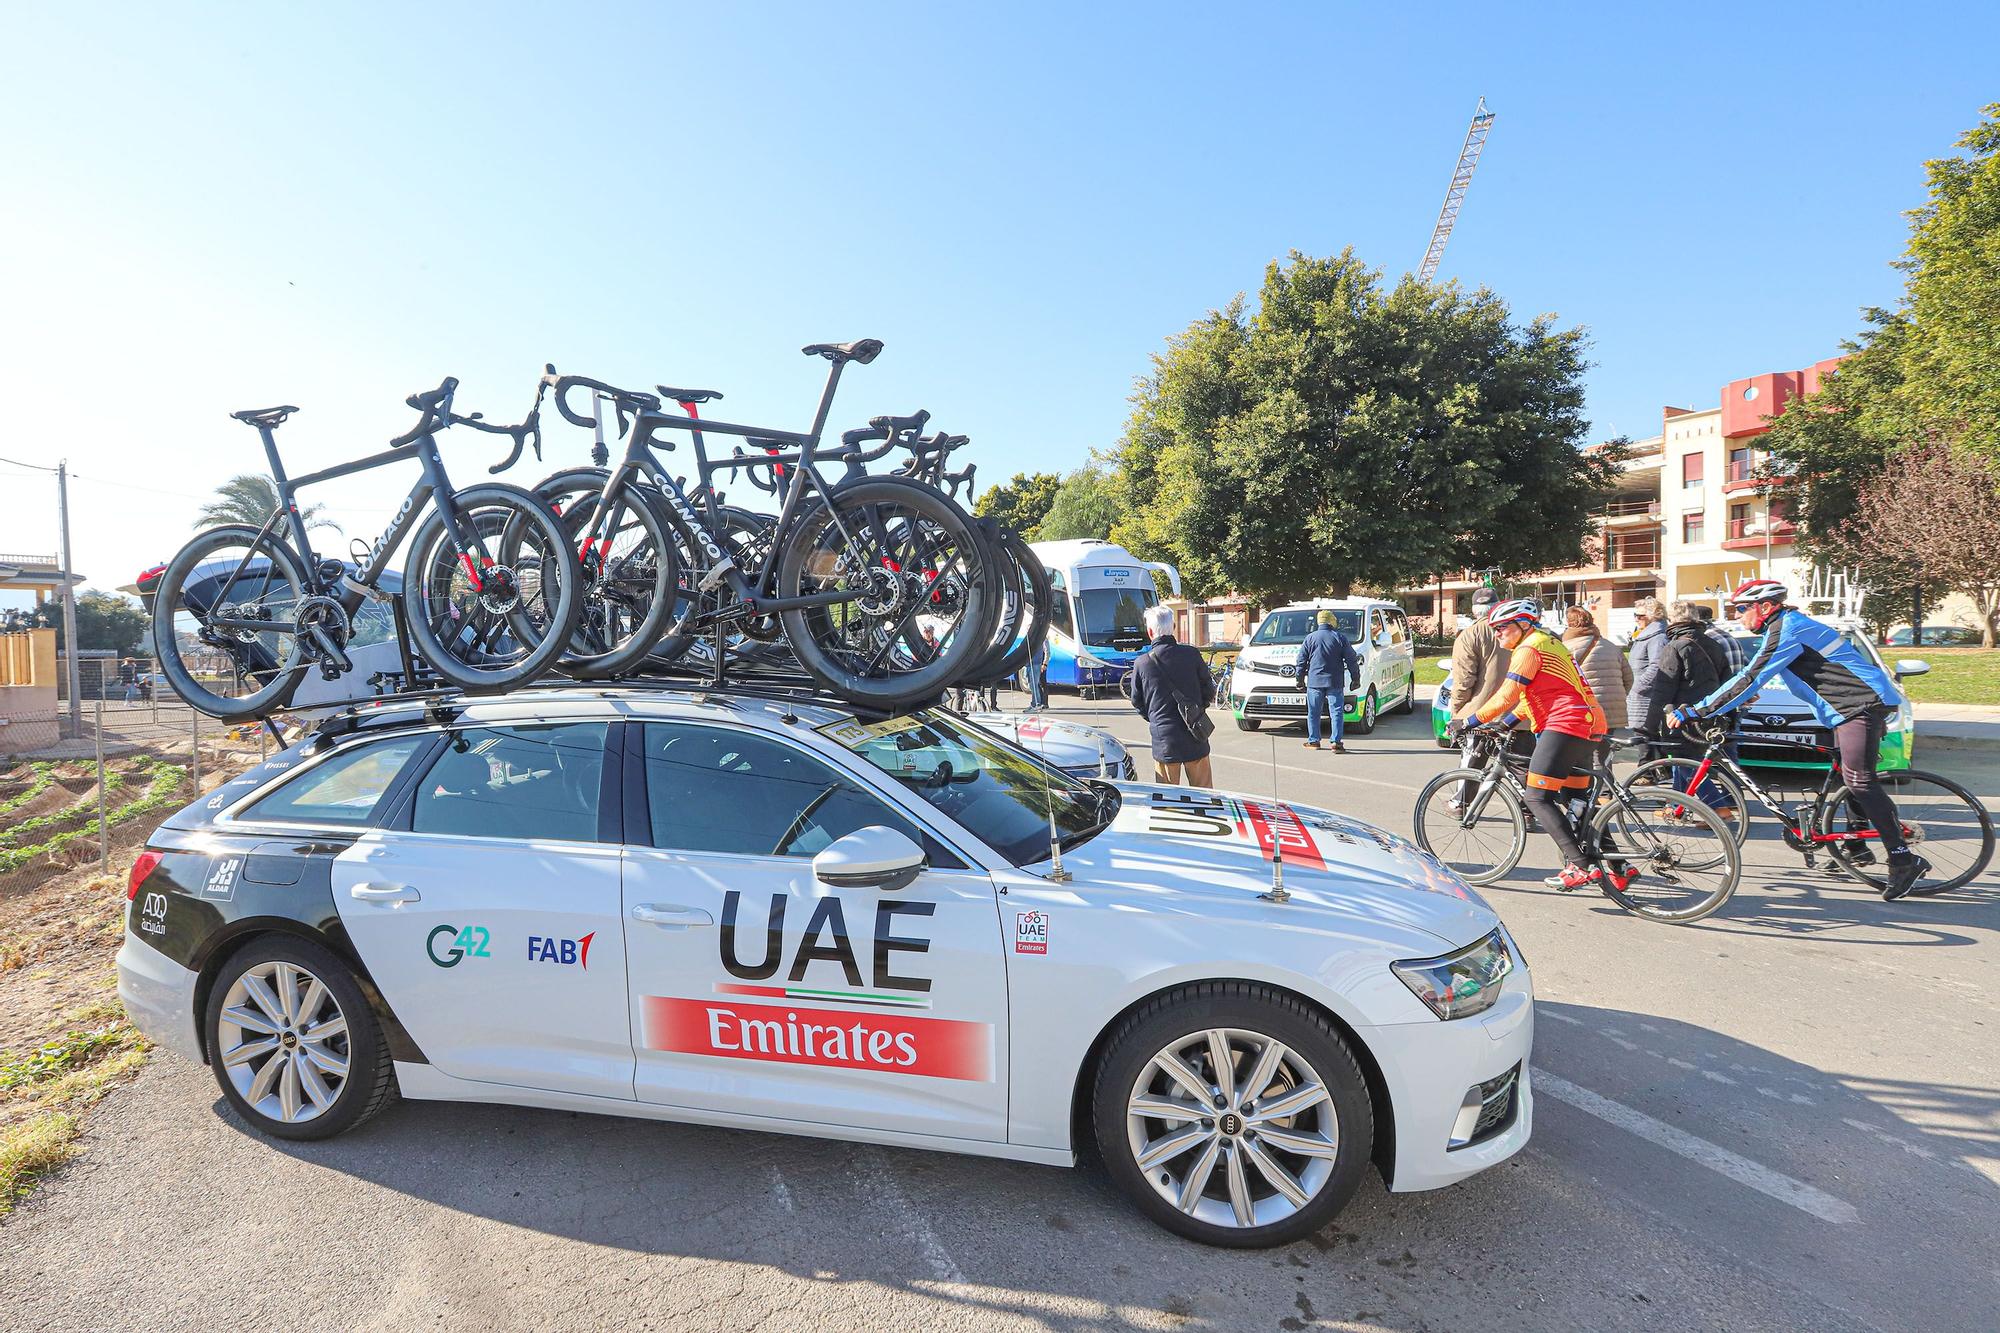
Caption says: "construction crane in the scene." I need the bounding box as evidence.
[1416,97,1496,283]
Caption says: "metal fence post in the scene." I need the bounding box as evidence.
[94,695,109,872]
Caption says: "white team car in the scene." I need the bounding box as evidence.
[116,685,1533,1247]
[963,710,1137,781]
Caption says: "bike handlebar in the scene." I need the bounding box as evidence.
[387,375,546,472]
[544,365,660,430]
[389,378,458,447]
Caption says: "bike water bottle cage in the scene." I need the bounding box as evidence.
[801,339,884,365]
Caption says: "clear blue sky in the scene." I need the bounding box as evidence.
[3,2,1995,600]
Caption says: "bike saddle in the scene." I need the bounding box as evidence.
[229,405,299,428]
[656,385,723,405]
[1606,728,1649,750]
[801,339,883,365]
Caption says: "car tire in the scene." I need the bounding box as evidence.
[1351,689,1378,736]
[204,935,396,1142]
[1394,674,1417,714]
[1092,981,1374,1248]
[1235,717,1262,731]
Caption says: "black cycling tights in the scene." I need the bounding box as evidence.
[1526,731,1598,868]
[1836,709,1909,859]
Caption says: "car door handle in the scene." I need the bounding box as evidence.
[630,903,714,929]
[349,882,420,904]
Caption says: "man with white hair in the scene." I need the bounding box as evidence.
[1127,604,1216,787]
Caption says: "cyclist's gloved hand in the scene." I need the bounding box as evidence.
[1665,706,1697,729]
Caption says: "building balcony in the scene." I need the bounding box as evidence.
[1721,517,1796,551]
[1599,499,1661,525]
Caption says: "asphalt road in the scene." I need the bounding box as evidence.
[5,690,1997,1332]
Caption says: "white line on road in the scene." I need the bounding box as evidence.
[1534,1069,1860,1225]
[855,1149,966,1285]
[1207,750,1424,794]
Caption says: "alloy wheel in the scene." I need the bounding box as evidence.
[1125,1027,1339,1230]
[217,960,351,1125]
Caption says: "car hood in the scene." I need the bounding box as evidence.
[967,713,1125,771]
[1056,784,1499,949]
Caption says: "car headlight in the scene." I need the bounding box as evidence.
[1391,930,1514,1020]
[1076,650,1107,669]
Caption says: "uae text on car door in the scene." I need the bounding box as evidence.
[331,720,633,1099]
[621,719,1010,1141]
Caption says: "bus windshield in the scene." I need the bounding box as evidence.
[1074,586,1154,650]
[1252,609,1362,644]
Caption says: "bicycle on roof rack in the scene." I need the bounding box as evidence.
[1631,719,1994,895]
[149,378,584,722]
[533,340,1005,709]
[1413,725,1744,923]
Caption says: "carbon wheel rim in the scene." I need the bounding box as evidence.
[1125,1027,1337,1230]
[217,961,350,1125]
[1414,771,1522,884]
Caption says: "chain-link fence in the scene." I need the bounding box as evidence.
[1,688,267,897]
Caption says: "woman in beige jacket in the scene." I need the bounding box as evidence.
[1563,606,1633,763]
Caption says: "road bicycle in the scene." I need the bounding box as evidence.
[1629,719,1994,896]
[150,380,583,721]
[1413,727,1743,923]
[536,341,1003,708]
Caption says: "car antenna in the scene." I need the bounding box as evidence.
[1260,733,1290,903]
[1097,733,1108,778]
[1038,732,1070,883]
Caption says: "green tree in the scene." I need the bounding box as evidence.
[973,471,1062,535]
[1111,249,1609,604]
[1900,104,2000,451]
[196,473,333,530]
[34,591,150,654]
[1035,465,1121,542]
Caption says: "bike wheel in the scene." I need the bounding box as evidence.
[1591,789,1741,923]
[973,527,1053,684]
[776,477,1001,709]
[534,472,680,680]
[1815,769,1996,895]
[148,524,312,721]
[401,484,584,693]
[1413,768,1526,885]
[1628,757,1754,846]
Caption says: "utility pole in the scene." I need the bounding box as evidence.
[57,460,83,738]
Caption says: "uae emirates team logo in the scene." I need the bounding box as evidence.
[644,997,995,1082]
[1014,911,1048,955]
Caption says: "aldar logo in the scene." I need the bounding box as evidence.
[718,890,934,995]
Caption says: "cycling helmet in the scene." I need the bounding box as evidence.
[1727,578,1788,609]
[1486,598,1541,630]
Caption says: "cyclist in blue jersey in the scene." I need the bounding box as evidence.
[1668,578,1932,899]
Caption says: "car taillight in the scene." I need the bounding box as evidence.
[135,563,167,587]
[127,849,163,900]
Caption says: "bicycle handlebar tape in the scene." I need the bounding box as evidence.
[868,410,931,435]
[553,377,597,428]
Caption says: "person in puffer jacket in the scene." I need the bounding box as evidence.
[1563,605,1632,762]
[1625,597,1667,726]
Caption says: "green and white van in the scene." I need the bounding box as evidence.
[1228,598,1418,735]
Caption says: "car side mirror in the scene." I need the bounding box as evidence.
[1894,659,1930,678]
[812,826,926,891]
[1433,658,1452,671]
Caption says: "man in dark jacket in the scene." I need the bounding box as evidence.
[1634,604,1731,815]
[1129,605,1216,786]
[1294,609,1362,753]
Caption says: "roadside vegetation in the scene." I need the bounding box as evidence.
[1894,648,2000,706]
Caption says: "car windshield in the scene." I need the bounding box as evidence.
[824,711,1110,866]
[1074,587,1153,650]
[1252,610,1362,644]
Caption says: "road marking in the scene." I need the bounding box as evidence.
[1207,750,1423,794]
[1540,1010,1584,1026]
[1534,1069,1859,1225]
[855,1149,965,1285]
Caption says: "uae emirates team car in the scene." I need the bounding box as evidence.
[116,683,1532,1247]
[963,711,1137,781]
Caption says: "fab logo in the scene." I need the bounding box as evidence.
[527,932,595,969]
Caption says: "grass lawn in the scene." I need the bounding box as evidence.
[1892,647,2000,706]
[1416,654,1453,687]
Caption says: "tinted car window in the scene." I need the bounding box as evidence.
[643,723,936,860]
[241,736,425,827]
[412,723,606,843]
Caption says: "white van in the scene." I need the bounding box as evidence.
[1227,598,1417,734]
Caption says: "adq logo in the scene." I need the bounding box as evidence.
[426,924,492,968]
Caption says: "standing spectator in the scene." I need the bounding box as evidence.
[1294,609,1361,753]
[1129,604,1215,787]
[1693,603,1746,675]
[1563,606,1632,766]
[1022,634,1049,709]
[1637,601,1732,815]
[920,624,941,660]
[1625,597,1667,727]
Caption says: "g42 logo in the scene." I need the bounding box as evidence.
[426,924,492,968]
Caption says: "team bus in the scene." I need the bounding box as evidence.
[1028,539,1180,693]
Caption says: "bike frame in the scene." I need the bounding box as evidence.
[1671,733,1887,848]
[1455,734,1655,861]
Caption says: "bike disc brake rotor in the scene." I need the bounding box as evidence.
[476,564,521,616]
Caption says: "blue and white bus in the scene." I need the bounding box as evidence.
[1029,539,1181,691]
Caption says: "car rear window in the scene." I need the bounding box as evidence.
[239,736,426,827]
[411,723,607,843]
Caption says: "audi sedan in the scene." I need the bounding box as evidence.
[117,685,1533,1247]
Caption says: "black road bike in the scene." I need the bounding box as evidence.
[535,341,1002,708]
[1414,727,1743,923]
[1630,720,1994,896]
[151,380,584,720]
